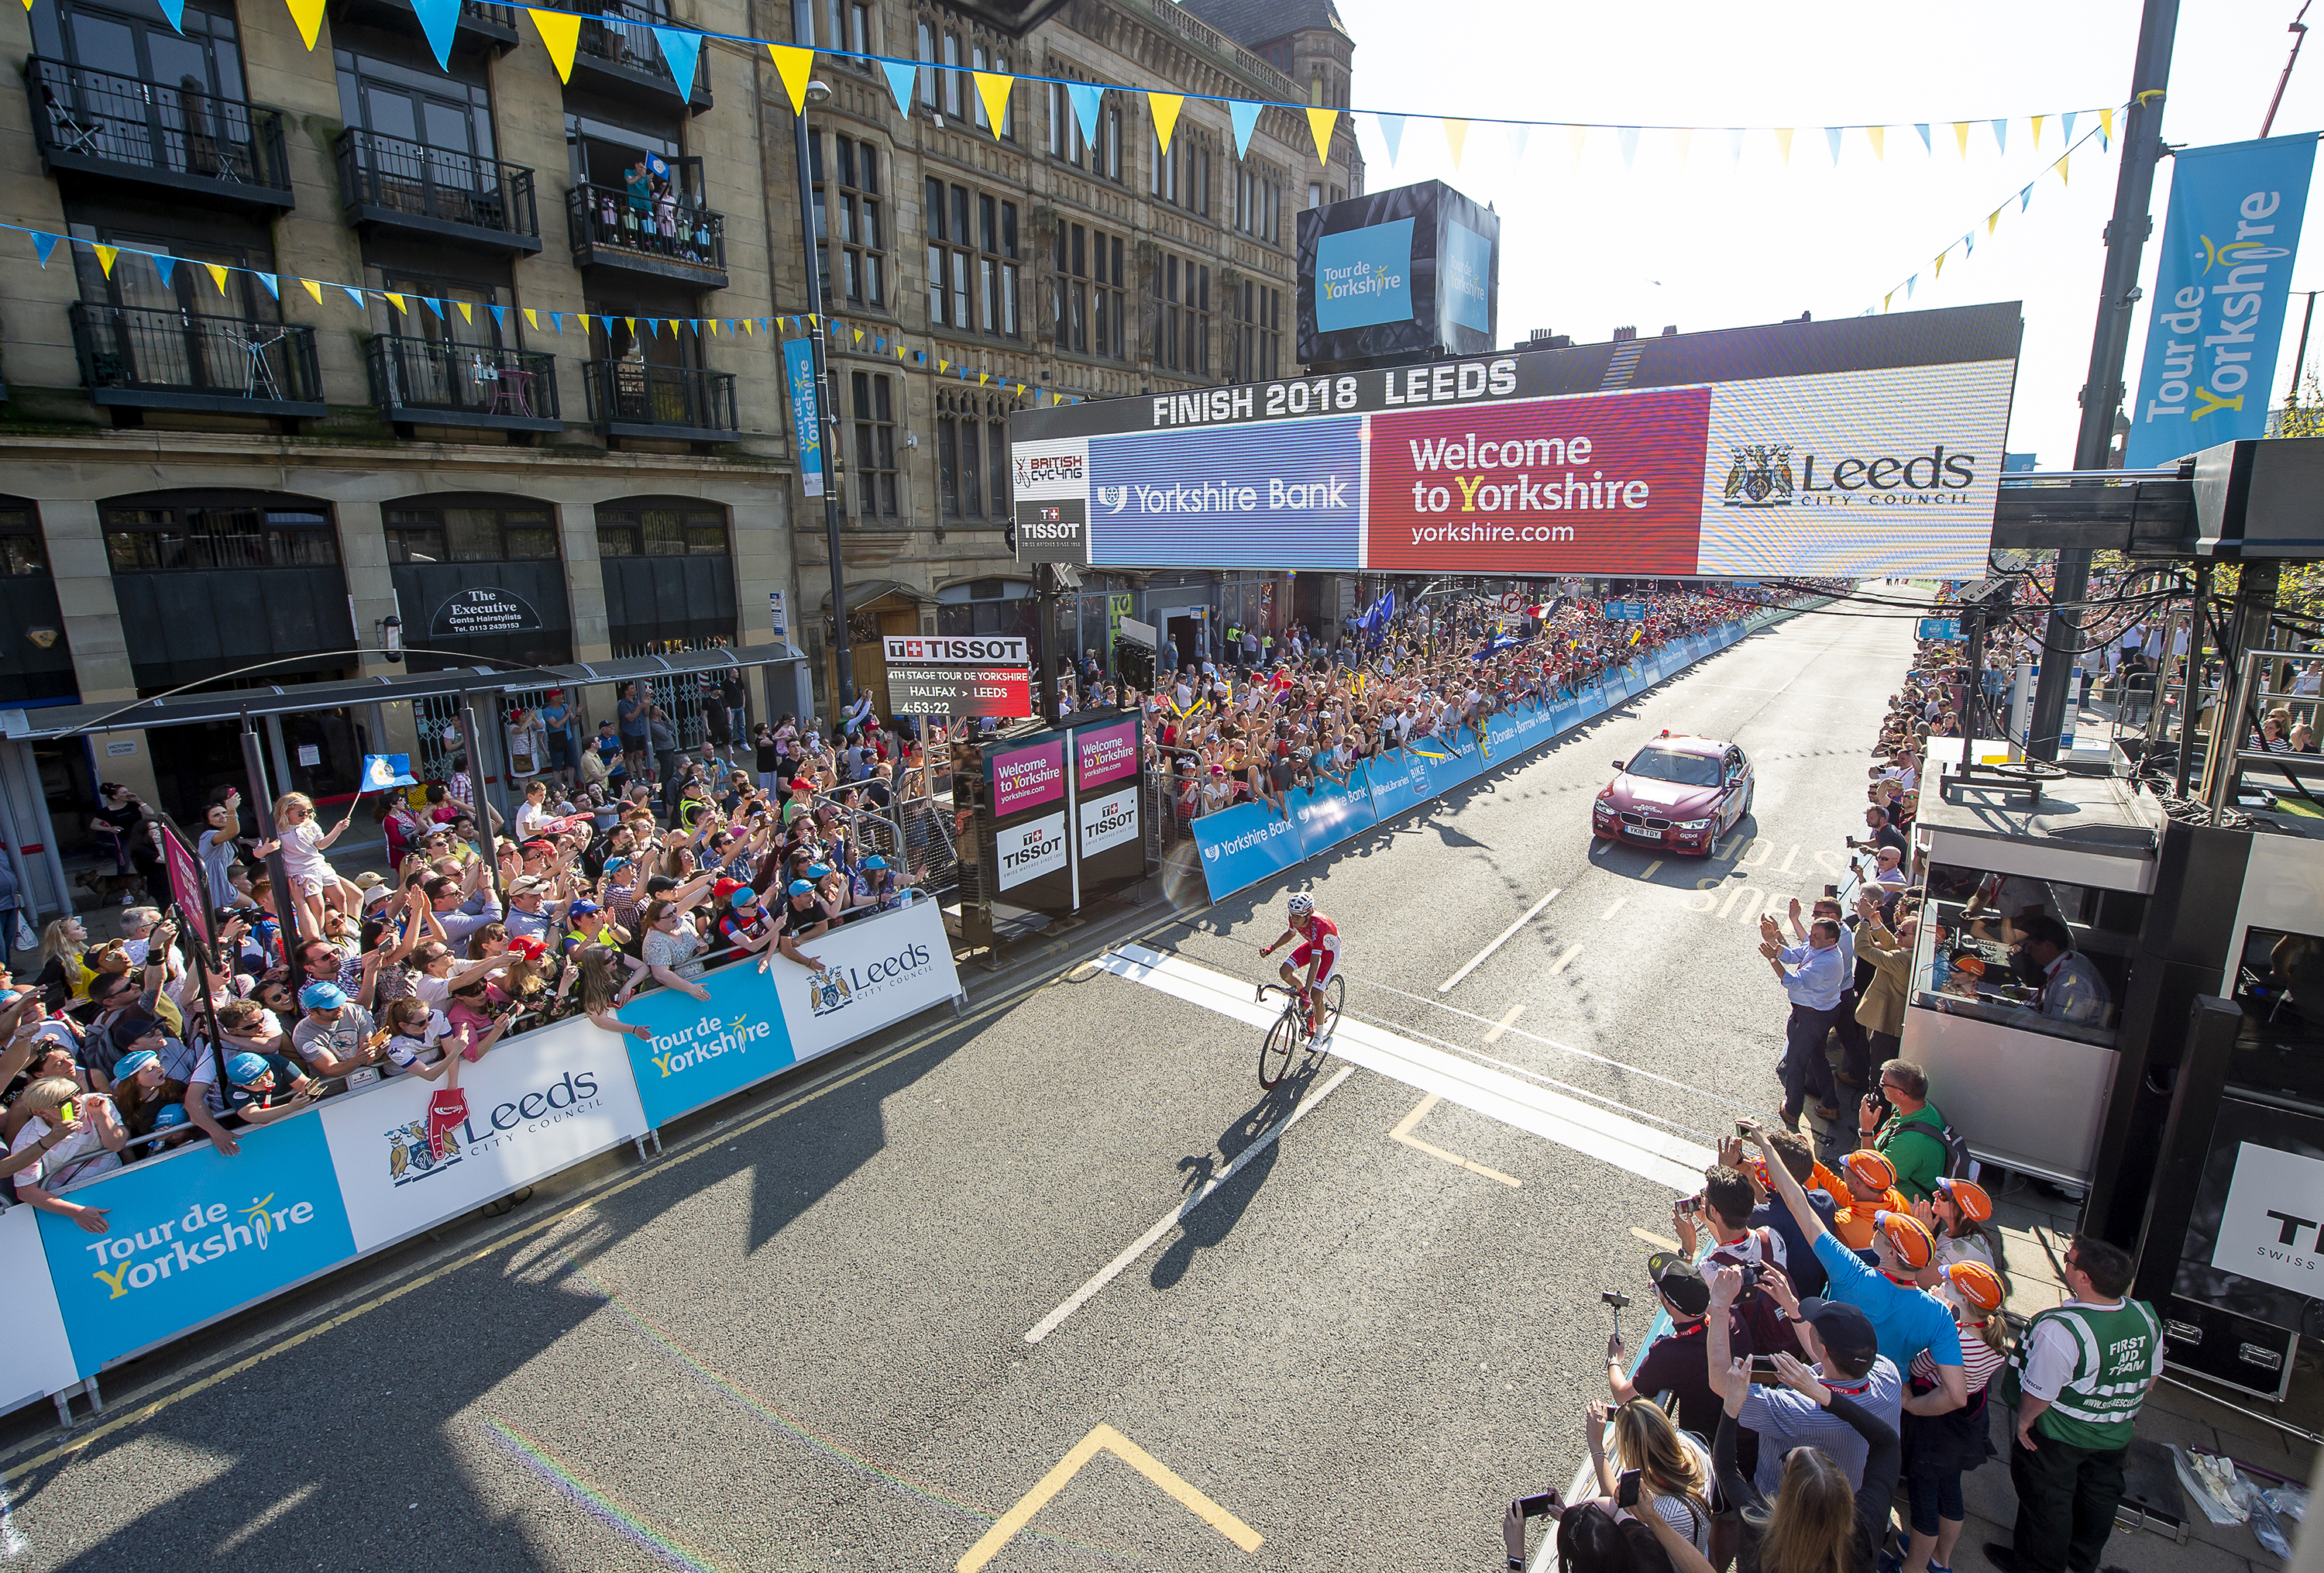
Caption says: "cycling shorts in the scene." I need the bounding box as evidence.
[1289,935,1339,984]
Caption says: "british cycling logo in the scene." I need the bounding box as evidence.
[385,1070,608,1185]
[84,1191,321,1299]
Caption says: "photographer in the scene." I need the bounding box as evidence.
[1584,1397,1714,1558]
[1607,1254,1731,1452]
[1706,1265,1898,1496]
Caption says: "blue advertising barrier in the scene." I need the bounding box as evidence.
[1289,770,1378,855]
[1363,749,1435,825]
[38,1113,359,1379]
[621,953,799,1130]
[1191,798,1307,899]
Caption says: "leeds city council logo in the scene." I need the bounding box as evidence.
[1721,444,1795,508]
[806,968,854,1017]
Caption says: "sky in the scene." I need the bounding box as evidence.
[1327,0,2324,468]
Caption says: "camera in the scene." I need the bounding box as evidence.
[1677,1196,1703,1217]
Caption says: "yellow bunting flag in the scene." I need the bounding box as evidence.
[528,9,580,83]
[1564,124,1587,164]
[853,327,864,344]
[1988,208,2001,236]
[2058,153,2070,187]
[94,243,119,278]
[1673,127,1693,165]
[1951,120,1971,157]
[1883,291,1894,313]
[938,360,951,373]
[2099,106,2116,144]
[667,318,680,335]
[1865,126,1884,160]
[978,372,989,386]
[576,313,591,330]
[624,316,636,332]
[524,308,538,329]
[708,318,719,334]
[456,301,473,323]
[2031,114,2046,150]
[384,291,407,313]
[287,0,325,50]
[301,278,323,304]
[206,262,229,294]
[974,71,1013,138]
[1305,105,1337,166]
[743,318,755,333]
[1773,127,1793,165]
[1934,251,1945,279]
[1148,91,1183,153]
[768,43,814,114]
[1442,117,1468,166]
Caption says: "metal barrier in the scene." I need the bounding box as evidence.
[366,335,561,423]
[566,181,725,270]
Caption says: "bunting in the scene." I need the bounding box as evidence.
[1148,91,1184,153]
[651,26,702,98]
[528,8,580,81]
[973,71,1014,137]
[286,0,325,49]
[881,60,916,117]
[1442,117,1467,166]
[1305,105,1337,166]
[768,43,813,114]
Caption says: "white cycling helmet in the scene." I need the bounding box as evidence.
[1287,893,1314,920]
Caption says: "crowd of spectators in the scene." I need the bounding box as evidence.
[1508,611,2165,1573]
[0,696,940,1230]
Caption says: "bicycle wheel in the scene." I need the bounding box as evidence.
[1315,972,1346,1044]
[1259,1008,1299,1088]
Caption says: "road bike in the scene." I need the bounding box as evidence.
[1254,972,1344,1088]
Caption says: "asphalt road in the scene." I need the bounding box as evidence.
[0,602,1911,1573]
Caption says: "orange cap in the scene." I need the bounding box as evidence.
[1873,1210,1937,1271]
[1841,1149,1898,1193]
[1944,1261,2005,1313]
[1933,1175,1993,1223]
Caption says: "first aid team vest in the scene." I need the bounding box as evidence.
[2012,1299,2161,1451]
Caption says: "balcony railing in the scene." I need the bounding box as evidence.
[336,129,541,253]
[584,360,738,443]
[24,57,291,207]
[71,301,325,418]
[565,181,727,284]
[366,336,562,433]
[574,1,710,108]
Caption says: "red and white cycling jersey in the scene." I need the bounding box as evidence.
[1288,913,1341,983]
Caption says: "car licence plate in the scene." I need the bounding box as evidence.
[1628,827,1665,840]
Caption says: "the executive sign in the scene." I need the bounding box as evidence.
[431,587,542,638]
[998,812,1067,890]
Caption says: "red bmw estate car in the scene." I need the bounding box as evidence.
[1593,731,1754,855]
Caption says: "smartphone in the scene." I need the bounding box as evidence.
[1824,884,1841,898]
[1734,1120,1752,1138]
[1617,1470,1641,1509]
[1677,1196,1703,1217]
[1749,1356,1784,1384]
[57,1099,75,1124]
[1514,1493,1557,1520]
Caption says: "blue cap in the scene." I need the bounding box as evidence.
[603,855,629,873]
[806,864,832,879]
[112,1048,160,1079]
[151,1103,189,1130]
[225,1052,273,1086]
[569,900,601,915]
[861,854,887,870]
[299,980,348,1011]
[729,887,756,908]
[787,879,815,897]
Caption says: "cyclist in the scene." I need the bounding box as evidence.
[1259,893,1340,1036]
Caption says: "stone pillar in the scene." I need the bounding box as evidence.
[41,501,161,800]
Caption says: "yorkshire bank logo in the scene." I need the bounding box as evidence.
[85,1193,321,1299]
[1205,819,1296,861]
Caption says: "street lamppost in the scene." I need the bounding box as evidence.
[789,74,854,712]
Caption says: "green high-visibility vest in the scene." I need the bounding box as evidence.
[2006,1299,2161,1451]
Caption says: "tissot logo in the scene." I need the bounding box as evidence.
[1003,830,1063,869]
[1723,442,1979,507]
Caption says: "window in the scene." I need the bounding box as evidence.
[1157,254,1209,375]
[382,503,559,563]
[813,132,885,306]
[1906,862,2149,1048]
[927,179,1012,335]
[1154,139,1210,216]
[1227,280,1281,384]
[851,370,898,517]
[916,19,934,107]
[103,500,339,570]
[795,0,869,63]
[1053,222,1126,360]
[937,394,1010,519]
[1097,98,1121,181]
[0,504,46,577]
[1046,77,1085,165]
[940,30,961,118]
[595,502,727,556]
[1233,163,1281,244]
[1308,181,1322,209]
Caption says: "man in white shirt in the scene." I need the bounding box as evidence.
[2016,915,2113,1027]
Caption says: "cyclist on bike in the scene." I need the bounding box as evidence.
[1260,893,1339,1036]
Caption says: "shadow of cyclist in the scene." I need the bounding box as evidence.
[1149,1055,1328,1291]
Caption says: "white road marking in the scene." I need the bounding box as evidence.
[1547,944,1583,975]
[1599,897,1627,923]
[1438,887,1562,993]
[1098,945,1713,1193]
[1482,1003,1525,1044]
[1023,1062,1357,1344]
[0,1478,22,1559]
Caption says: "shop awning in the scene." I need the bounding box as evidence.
[0,643,808,742]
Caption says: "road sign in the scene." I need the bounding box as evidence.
[1605,601,1647,621]
[1917,618,1963,641]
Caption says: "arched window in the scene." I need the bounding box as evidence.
[101,490,337,570]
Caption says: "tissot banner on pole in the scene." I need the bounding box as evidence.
[2125,135,2319,469]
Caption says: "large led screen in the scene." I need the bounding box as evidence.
[1012,302,2022,580]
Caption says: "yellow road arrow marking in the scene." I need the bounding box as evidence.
[957,1423,1260,1571]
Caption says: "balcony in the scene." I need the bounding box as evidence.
[565,182,728,286]
[71,302,325,421]
[583,360,738,446]
[328,0,520,53]
[336,129,541,254]
[23,57,292,210]
[366,336,562,435]
[572,2,712,112]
